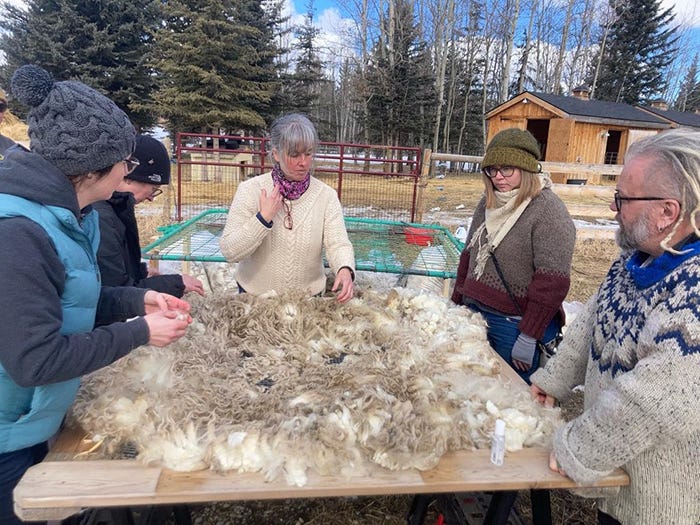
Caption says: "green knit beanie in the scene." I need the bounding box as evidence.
[482,128,541,173]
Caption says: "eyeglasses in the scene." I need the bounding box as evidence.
[282,199,293,230]
[123,156,140,174]
[613,190,669,211]
[150,188,163,198]
[483,166,516,178]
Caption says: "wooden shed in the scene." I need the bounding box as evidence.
[485,89,670,183]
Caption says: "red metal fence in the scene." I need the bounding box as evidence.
[173,132,423,222]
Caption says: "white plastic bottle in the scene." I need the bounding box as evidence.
[490,419,506,466]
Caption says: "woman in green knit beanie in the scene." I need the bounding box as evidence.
[451,127,576,383]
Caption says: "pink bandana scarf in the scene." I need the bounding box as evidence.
[271,163,310,200]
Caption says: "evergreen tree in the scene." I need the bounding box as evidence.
[146,0,283,134]
[364,0,436,147]
[673,54,699,112]
[0,0,162,130]
[283,2,332,138]
[588,0,678,104]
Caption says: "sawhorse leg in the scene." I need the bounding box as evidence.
[407,494,433,525]
[483,490,552,525]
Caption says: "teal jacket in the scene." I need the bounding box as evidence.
[0,194,101,452]
[0,147,150,454]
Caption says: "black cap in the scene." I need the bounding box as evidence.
[127,135,171,185]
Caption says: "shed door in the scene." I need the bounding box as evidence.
[604,130,622,164]
[527,120,550,159]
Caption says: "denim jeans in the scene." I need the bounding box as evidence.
[468,303,561,383]
[0,442,48,525]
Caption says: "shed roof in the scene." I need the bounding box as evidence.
[636,105,700,128]
[487,91,670,129]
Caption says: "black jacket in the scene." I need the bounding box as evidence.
[93,193,185,297]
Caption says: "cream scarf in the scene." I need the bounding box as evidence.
[469,176,550,278]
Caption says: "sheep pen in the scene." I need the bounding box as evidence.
[68,287,562,487]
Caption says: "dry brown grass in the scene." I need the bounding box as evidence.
[139,173,619,525]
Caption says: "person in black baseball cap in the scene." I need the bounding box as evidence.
[94,134,204,297]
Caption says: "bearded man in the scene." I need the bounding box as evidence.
[530,128,700,525]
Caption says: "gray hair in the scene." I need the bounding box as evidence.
[625,128,700,250]
[269,113,318,159]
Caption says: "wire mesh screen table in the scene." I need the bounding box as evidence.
[142,209,464,279]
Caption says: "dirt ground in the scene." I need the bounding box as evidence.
[138,174,620,525]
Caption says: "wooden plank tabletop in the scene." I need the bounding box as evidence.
[13,352,629,521]
[15,444,628,521]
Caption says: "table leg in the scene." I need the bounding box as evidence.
[482,490,518,525]
[406,494,434,525]
[530,489,552,525]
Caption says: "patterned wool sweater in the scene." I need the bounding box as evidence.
[219,173,355,296]
[451,188,576,339]
[531,244,700,525]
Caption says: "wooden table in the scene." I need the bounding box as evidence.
[15,425,628,522]
[13,352,629,522]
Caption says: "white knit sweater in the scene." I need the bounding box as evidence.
[219,173,355,296]
[531,245,700,525]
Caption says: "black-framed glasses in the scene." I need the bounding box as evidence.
[150,188,163,199]
[483,166,516,178]
[123,156,140,174]
[613,190,669,211]
[282,199,293,230]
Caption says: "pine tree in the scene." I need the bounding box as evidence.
[673,55,699,112]
[588,0,679,104]
[364,0,436,147]
[0,0,162,130]
[146,0,283,134]
[282,2,332,137]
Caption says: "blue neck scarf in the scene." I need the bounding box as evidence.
[626,237,700,288]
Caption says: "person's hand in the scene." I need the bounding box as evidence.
[144,309,191,347]
[259,183,283,223]
[549,450,567,477]
[332,267,354,303]
[530,383,556,408]
[144,290,192,316]
[512,333,537,371]
[182,274,205,296]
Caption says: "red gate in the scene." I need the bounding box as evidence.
[173,133,422,222]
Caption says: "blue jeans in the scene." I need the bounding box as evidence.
[468,304,561,384]
[0,442,48,525]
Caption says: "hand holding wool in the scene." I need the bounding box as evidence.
[144,310,191,347]
[144,290,191,315]
[332,267,354,303]
[512,333,537,370]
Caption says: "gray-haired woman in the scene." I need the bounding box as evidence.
[220,113,355,302]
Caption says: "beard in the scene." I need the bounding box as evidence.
[615,209,654,252]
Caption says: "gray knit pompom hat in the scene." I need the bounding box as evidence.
[482,128,541,173]
[10,64,135,176]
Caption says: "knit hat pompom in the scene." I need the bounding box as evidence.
[482,128,541,173]
[10,65,54,108]
[10,64,135,176]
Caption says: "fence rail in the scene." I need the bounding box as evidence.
[173,133,422,222]
[425,151,623,184]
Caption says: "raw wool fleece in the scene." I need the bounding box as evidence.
[69,288,562,486]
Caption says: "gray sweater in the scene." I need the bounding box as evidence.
[531,244,700,525]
